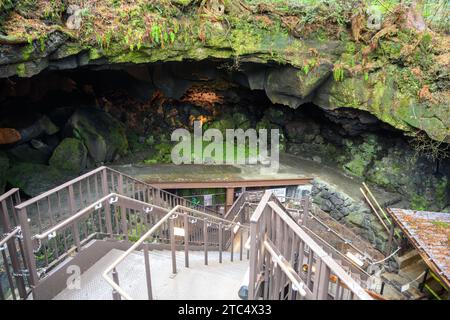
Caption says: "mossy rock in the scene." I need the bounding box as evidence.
[67,108,129,164]
[49,138,87,173]
[314,71,450,144]
[5,162,74,197]
[265,63,332,108]
[343,135,381,177]
[207,116,237,134]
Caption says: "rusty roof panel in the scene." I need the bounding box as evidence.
[388,208,450,287]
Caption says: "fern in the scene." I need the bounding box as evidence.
[303,64,310,75]
[333,66,345,82]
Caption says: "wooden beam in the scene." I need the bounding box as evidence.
[148,178,313,189]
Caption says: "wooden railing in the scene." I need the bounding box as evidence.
[0,189,29,299]
[11,166,223,291]
[248,191,372,300]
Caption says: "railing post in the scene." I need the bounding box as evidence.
[120,205,128,241]
[112,268,121,300]
[204,218,208,266]
[302,196,310,228]
[169,218,177,274]
[16,208,38,290]
[102,169,114,238]
[248,221,258,300]
[386,220,395,256]
[143,243,153,300]
[230,227,235,262]
[1,200,26,298]
[317,264,330,300]
[219,223,223,264]
[239,215,244,261]
[184,214,189,268]
[68,185,81,251]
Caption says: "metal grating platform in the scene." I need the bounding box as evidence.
[54,249,248,300]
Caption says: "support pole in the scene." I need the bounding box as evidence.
[143,244,153,300]
[226,188,235,213]
[170,218,177,274]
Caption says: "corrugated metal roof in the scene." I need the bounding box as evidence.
[388,208,450,288]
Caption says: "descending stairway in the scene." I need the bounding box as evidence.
[54,249,248,300]
[380,250,430,300]
[1,167,375,300]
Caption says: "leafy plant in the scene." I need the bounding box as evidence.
[333,65,345,82]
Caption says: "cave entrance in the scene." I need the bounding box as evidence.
[0,59,412,198]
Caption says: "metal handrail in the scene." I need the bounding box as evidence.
[290,207,377,264]
[103,206,178,300]
[102,203,248,300]
[15,167,106,210]
[266,200,372,299]
[106,167,220,216]
[301,225,371,278]
[0,227,21,247]
[263,238,307,297]
[16,166,221,216]
[33,192,247,241]
[247,191,380,264]
[0,188,20,203]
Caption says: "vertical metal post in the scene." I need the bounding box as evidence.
[101,169,113,238]
[112,268,121,300]
[230,227,235,262]
[380,281,385,295]
[68,185,81,251]
[1,200,26,298]
[143,243,153,300]
[169,218,177,274]
[317,264,330,300]
[239,215,243,261]
[219,223,223,263]
[248,222,258,300]
[419,268,429,293]
[184,214,189,268]
[386,220,395,255]
[16,208,38,296]
[302,196,310,228]
[204,218,208,266]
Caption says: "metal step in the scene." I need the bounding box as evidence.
[54,249,248,300]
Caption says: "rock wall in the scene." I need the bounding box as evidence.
[281,106,450,212]
[0,1,448,145]
[311,179,388,251]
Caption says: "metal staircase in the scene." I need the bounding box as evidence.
[0,166,372,300]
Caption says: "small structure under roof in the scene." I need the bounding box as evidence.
[387,208,450,290]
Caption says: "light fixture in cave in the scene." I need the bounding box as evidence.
[302,264,316,273]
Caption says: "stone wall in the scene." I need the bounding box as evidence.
[311,179,388,251]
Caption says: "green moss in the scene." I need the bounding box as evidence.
[16,63,26,77]
[5,162,73,197]
[49,138,87,173]
[410,194,430,211]
[432,221,450,229]
[436,177,448,210]
[343,135,380,177]
[21,43,34,61]
[109,125,129,157]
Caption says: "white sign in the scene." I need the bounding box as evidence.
[204,194,213,206]
[266,188,287,202]
[296,185,312,198]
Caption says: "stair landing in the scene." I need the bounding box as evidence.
[54,249,248,300]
